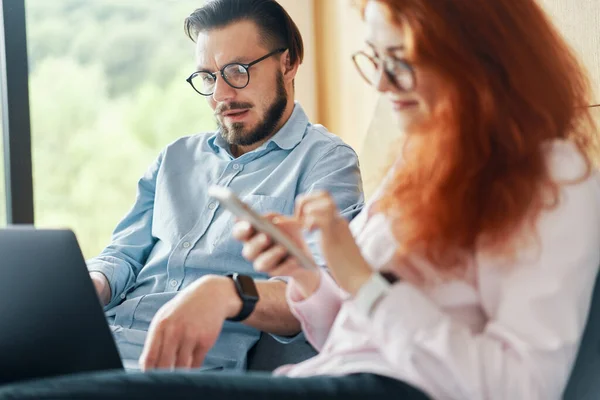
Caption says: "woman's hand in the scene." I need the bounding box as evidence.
[295,191,373,296]
[232,214,321,299]
[233,192,374,298]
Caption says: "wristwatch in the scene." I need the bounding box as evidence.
[226,273,259,322]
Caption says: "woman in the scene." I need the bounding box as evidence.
[1,0,598,399]
[235,0,600,398]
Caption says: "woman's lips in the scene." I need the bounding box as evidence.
[391,100,418,111]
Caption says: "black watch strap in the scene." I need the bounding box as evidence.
[226,273,259,322]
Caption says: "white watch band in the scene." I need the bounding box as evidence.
[354,272,392,317]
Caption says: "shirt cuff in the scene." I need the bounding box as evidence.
[87,262,115,285]
[87,258,123,309]
[286,269,344,326]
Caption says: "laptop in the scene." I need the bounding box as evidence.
[0,227,123,384]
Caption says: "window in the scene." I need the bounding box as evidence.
[25,0,215,258]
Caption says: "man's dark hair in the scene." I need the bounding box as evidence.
[184,0,304,67]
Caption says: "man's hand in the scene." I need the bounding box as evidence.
[90,272,111,306]
[139,275,242,371]
[233,215,321,300]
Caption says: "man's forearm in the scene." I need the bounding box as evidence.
[90,271,112,306]
[245,280,301,336]
[210,276,301,336]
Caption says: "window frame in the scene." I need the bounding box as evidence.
[0,0,34,224]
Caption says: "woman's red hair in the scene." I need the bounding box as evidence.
[359,0,598,274]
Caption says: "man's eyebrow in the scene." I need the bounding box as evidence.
[195,56,250,72]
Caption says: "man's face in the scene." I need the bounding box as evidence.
[195,21,288,147]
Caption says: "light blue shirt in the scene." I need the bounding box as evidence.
[87,103,364,371]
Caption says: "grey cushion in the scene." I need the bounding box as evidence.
[563,268,600,399]
[247,333,318,372]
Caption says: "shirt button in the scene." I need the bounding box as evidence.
[170,280,178,287]
[232,164,240,171]
[182,241,191,248]
[120,294,126,299]
[208,202,216,210]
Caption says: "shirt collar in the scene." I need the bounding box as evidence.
[208,102,308,154]
[268,102,308,150]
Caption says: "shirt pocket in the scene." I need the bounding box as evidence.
[213,194,288,256]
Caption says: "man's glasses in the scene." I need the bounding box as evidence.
[186,48,287,96]
[352,51,416,91]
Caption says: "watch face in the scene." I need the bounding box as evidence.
[237,274,259,300]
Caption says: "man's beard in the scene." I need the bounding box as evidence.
[217,72,287,147]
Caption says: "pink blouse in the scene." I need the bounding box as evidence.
[275,141,600,400]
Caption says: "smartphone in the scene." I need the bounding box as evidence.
[208,185,318,271]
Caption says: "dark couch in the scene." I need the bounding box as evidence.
[563,268,600,399]
[247,334,318,372]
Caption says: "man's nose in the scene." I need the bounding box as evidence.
[212,76,237,103]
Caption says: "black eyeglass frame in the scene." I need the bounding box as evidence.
[186,48,287,96]
[351,50,417,92]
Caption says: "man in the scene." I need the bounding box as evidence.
[88,0,363,372]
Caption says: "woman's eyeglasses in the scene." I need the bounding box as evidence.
[352,51,416,91]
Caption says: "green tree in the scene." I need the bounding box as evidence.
[26,0,216,257]
[26,0,203,96]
